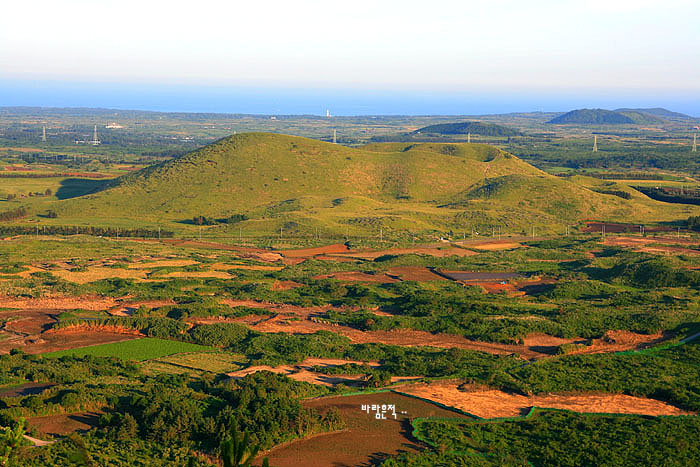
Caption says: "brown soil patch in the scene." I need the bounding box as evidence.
[127,259,199,269]
[638,245,700,255]
[386,267,446,282]
[262,392,469,467]
[2,311,57,335]
[0,295,119,311]
[604,236,700,255]
[478,282,522,295]
[28,411,103,436]
[0,329,139,354]
[162,270,234,279]
[570,330,672,355]
[396,380,693,418]
[51,267,149,284]
[281,243,349,258]
[313,271,399,283]
[335,246,478,260]
[131,239,283,262]
[224,264,283,271]
[0,383,55,398]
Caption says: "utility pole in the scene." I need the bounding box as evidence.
[158,226,161,241]
[332,129,337,144]
[593,135,598,152]
[693,133,697,153]
[380,228,383,243]
[41,126,47,142]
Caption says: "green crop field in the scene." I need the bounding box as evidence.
[42,338,214,361]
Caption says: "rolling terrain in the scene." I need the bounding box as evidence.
[50,133,700,236]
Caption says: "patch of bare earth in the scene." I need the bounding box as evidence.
[395,380,693,418]
[313,271,399,283]
[386,267,446,282]
[334,246,479,260]
[0,295,119,311]
[261,392,470,467]
[27,411,103,436]
[0,328,140,354]
[569,330,673,355]
[280,243,350,258]
[228,358,382,387]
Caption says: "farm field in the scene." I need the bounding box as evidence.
[42,338,213,361]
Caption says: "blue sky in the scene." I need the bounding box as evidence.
[1,0,699,115]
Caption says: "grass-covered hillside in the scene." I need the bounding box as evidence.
[549,109,635,125]
[39,133,700,235]
[412,121,522,136]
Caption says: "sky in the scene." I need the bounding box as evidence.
[1,0,699,115]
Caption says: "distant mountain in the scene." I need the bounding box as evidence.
[616,111,666,125]
[413,121,521,137]
[548,109,635,125]
[615,107,693,120]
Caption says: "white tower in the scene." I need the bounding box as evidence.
[593,135,598,152]
[91,125,101,146]
[467,132,471,143]
[326,109,331,118]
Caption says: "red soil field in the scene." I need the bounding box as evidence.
[261,392,470,467]
[395,380,693,418]
[281,243,350,258]
[28,411,103,436]
[313,271,399,283]
[386,266,446,282]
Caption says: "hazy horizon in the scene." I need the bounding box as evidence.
[2,79,699,117]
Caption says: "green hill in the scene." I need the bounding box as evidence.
[548,109,635,125]
[616,111,666,125]
[52,133,700,236]
[615,107,693,120]
[412,121,521,137]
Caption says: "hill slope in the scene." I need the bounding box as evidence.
[412,121,521,137]
[615,107,693,120]
[55,133,699,235]
[548,109,635,125]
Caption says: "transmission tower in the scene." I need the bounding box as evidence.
[41,126,46,142]
[91,125,101,146]
[593,135,598,152]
